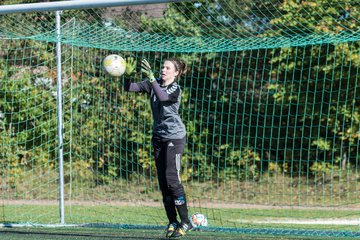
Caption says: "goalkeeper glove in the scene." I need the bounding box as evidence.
[125,57,136,77]
[141,59,156,83]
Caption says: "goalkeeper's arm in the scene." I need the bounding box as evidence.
[123,78,141,92]
[150,81,178,102]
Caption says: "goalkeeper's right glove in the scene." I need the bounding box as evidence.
[141,59,156,83]
[125,57,136,77]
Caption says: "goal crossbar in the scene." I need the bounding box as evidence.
[0,0,189,14]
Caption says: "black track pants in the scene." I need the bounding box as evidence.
[152,136,190,224]
[152,136,186,199]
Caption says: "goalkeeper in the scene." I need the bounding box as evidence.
[124,57,192,238]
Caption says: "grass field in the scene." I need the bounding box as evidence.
[0,227,359,240]
[1,175,360,239]
[1,203,359,239]
[2,204,360,227]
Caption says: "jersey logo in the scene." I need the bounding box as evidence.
[168,142,174,147]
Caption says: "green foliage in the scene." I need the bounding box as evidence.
[0,0,359,188]
[0,40,59,187]
[268,0,359,36]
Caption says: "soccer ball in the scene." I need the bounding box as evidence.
[190,213,208,227]
[103,54,126,77]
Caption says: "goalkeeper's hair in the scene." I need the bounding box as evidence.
[166,58,187,81]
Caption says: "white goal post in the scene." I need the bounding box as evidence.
[0,0,189,14]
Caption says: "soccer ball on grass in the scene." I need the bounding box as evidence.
[190,213,208,227]
[103,54,126,77]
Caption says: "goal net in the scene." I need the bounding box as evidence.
[0,0,359,237]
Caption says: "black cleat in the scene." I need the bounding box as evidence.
[171,222,193,238]
[166,221,179,238]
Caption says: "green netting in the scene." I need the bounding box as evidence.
[0,0,359,238]
[1,1,359,51]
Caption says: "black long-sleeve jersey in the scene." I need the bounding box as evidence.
[124,78,186,139]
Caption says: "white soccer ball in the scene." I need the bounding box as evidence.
[103,54,126,77]
[190,213,208,227]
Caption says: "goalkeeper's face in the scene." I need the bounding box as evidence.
[161,60,179,84]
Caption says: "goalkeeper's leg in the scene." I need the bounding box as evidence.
[164,138,192,238]
[153,137,180,237]
[163,195,179,237]
[170,193,192,238]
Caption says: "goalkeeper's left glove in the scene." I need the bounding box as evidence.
[141,59,156,83]
[125,57,136,77]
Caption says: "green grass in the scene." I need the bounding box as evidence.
[1,174,360,239]
[1,204,359,229]
[0,227,359,240]
[0,204,359,239]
